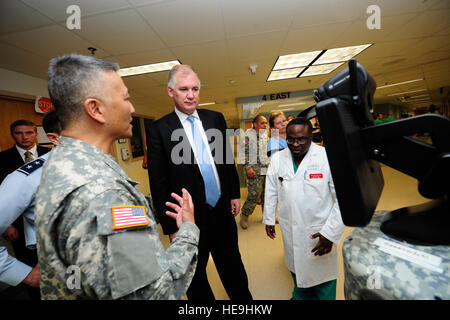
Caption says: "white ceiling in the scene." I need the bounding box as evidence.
[0,0,449,127]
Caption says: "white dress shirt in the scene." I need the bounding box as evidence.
[15,144,37,162]
[174,107,221,195]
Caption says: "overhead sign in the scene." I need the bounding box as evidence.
[35,96,55,114]
[261,92,291,101]
[236,89,314,105]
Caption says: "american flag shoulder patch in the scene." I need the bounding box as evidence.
[112,206,149,230]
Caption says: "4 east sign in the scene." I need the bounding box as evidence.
[261,92,291,101]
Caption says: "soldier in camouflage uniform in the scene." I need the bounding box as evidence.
[35,53,199,300]
[240,115,269,229]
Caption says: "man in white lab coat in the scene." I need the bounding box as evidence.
[263,117,345,300]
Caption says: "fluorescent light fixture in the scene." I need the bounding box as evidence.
[276,107,295,111]
[408,94,430,99]
[273,51,322,70]
[198,102,216,106]
[268,44,372,81]
[406,100,432,104]
[387,89,427,96]
[377,78,424,89]
[299,62,344,77]
[405,97,432,102]
[277,102,306,108]
[407,98,432,102]
[118,60,180,77]
[313,44,372,65]
[267,68,305,81]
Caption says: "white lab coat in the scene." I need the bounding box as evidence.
[263,143,345,288]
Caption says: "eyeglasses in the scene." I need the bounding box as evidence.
[286,136,311,145]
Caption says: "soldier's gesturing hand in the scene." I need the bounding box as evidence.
[165,188,195,229]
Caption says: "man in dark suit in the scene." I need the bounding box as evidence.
[0,119,50,269]
[147,65,252,301]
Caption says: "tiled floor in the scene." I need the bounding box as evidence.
[159,164,429,300]
[0,163,430,299]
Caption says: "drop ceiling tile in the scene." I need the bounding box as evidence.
[0,0,54,35]
[226,31,287,63]
[414,50,450,67]
[21,0,131,22]
[0,0,449,122]
[385,9,450,41]
[350,56,382,70]
[429,0,450,9]
[171,41,227,64]
[73,9,165,55]
[378,0,442,16]
[397,35,450,59]
[195,64,235,85]
[171,41,233,80]
[436,25,450,36]
[290,0,367,28]
[147,71,172,86]
[229,58,274,78]
[138,0,225,47]
[0,24,110,60]
[221,0,296,38]
[281,22,351,54]
[329,14,416,47]
[128,0,177,6]
[422,59,450,75]
[381,69,426,85]
[354,39,423,60]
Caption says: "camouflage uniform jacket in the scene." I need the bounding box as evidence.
[35,136,199,300]
[243,129,269,175]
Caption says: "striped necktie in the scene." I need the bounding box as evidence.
[187,116,220,207]
[24,151,34,163]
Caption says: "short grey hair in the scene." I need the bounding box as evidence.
[167,64,201,89]
[47,53,119,129]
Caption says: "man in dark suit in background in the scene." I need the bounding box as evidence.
[0,120,50,268]
[147,65,252,301]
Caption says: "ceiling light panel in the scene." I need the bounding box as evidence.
[273,51,322,70]
[268,44,373,82]
[267,67,305,81]
[387,89,427,96]
[299,62,344,77]
[277,102,306,108]
[313,44,372,65]
[408,94,430,99]
[406,100,432,104]
[118,60,180,77]
[377,78,424,89]
[407,97,432,102]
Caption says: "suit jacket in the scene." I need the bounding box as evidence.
[147,109,240,235]
[0,145,50,183]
